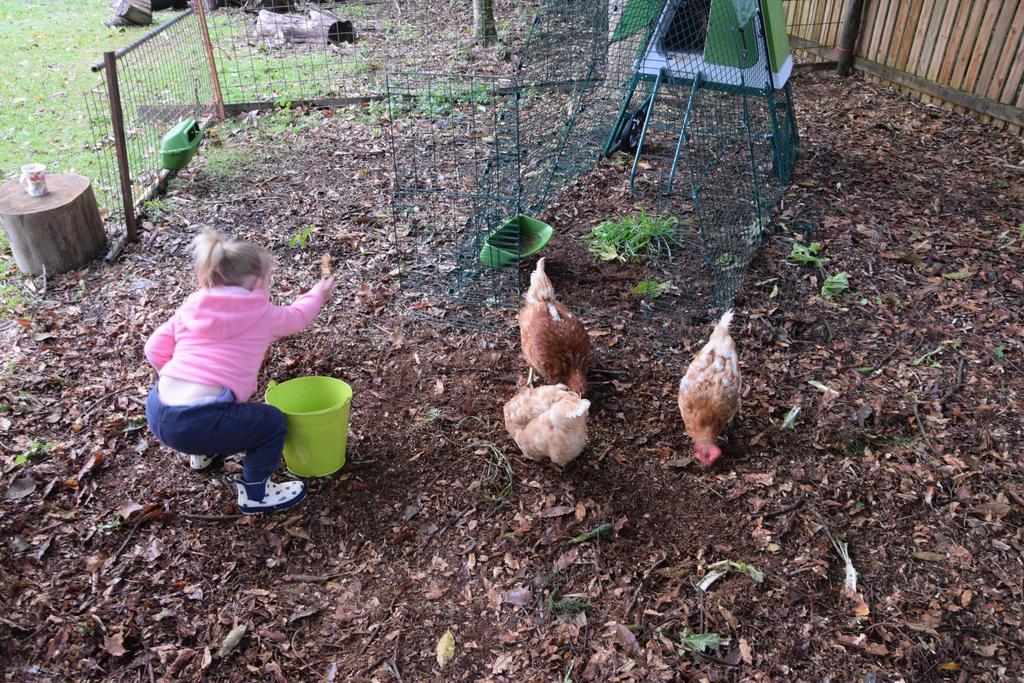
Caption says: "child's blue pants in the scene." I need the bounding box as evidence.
[145,385,286,484]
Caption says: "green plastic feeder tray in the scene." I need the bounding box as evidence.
[160,118,202,171]
[479,215,553,268]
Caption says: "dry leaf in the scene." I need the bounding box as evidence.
[539,505,573,518]
[739,638,752,665]
[491,652,513,674]
[607,622,638,652]
[842,587,870,618]
[554,548,578,572]
[217,624,247,658]
[74,452,103,483]
[911,551,946,562]
[86,552,106,572]
[500,587,532,607]
[435,629,455,668]
[102,633,126,658]
[3,475,36,501]
[719,606,740,629]
[976,644,997,657]
[166,649,196,677]
[117,502,144,520]
[288,607,319,623]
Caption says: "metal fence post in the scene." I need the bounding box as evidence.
[194,0,226,119]
[103,51,138,243]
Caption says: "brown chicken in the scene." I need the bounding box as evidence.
[678,310,741,466]
[518,258,589,396]
[504,384,590,466]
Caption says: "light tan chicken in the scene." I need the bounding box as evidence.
[518,258,589,397]
[678,310,741,466]
[503,384,590,467]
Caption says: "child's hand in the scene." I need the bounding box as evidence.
[313,278,336,299]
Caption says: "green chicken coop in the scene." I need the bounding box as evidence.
[386,0,800,330]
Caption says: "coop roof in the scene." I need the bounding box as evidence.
[610,0,758,43]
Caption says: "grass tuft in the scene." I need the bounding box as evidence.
[584,208,687,262]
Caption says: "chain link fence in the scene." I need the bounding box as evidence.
[83,1,537,244]
[84,9,216,240]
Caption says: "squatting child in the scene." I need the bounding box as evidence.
[144,230,335,514]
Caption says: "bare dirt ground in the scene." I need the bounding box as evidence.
[1,71,1023,682]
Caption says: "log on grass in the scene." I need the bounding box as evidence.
[0,175,107,276]
[254,9,354,47]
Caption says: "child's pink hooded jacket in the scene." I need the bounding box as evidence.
[144,286,327,402]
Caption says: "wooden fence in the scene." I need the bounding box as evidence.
[784,0,1024,134]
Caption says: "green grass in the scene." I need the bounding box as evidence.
[199,145,253,187]
[584,208,687,262]
[0,1,180,314]
[205,11,373,104]
[0,1,183,182]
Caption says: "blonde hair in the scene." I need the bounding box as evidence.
[191,230,271,289]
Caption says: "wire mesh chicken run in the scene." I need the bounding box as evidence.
[387,0,799,333]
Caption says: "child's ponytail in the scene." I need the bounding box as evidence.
[191,230,271,290]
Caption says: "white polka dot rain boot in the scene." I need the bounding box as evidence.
[234,476,306,515]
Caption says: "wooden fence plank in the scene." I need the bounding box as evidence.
[866,0,892,63]
[961,0,1002,94]
[816,0,832,45]
[986,0,1024,103]
[816,0,829,45]
[874,0,898,65]
[825,0,842,49]
[999,15,1024,104]
[923,0,955,106]
[885,0,909,68]
[975,0,1021,98]
[858,0,881,58]
[830,0,845,47]
[950,0,990,90]
[875,0,898,64]
[798,0,812,41]
[818,0,833,47]
[881,0,910,68]
[896,0,925,71]
[914,1,949,106]
[908,0,939,77]
[937,0,973,85]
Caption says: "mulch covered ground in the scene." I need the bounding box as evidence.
[1,70,1023,682]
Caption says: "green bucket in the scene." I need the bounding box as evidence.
[265,376,352,478]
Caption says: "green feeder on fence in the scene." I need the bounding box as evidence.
[160,118,202,171]
[479,215,553,268]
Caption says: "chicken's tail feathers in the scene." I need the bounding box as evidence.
[709,309,734,340]
[526,257,556,302]
[551,392,590,420]
[564,399,591,419]
[716,309,734,332]
[707,309,737,357]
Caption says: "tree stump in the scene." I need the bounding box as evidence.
[0,174,107,276]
